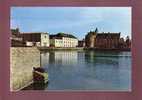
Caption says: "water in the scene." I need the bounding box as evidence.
[40,50,131,91]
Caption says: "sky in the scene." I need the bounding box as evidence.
[11,7,131,40]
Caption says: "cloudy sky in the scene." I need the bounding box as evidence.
[11,7,131,40]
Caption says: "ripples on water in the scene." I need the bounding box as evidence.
[40,51,131,91]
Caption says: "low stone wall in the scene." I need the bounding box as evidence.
[10,47,40,91]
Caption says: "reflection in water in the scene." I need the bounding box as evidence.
[40,51,131,91]
[41,51,78,66]
[41,52,49,67]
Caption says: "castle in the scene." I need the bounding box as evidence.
[85,28,131,49]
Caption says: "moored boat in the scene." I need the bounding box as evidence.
[33,67,49,84]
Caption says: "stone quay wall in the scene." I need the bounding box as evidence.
[10,47,40,91]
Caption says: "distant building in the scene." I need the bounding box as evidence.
[95,33,120,49]
[11,28,24,47]
[85,29,97,48]
[21,32,49,47]
[50,33,78,47]
[78,39,85,47]
[50,37,63,47]
[85,28,121,49]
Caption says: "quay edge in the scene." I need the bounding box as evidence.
[37,47,131,52]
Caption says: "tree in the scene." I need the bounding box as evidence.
[95,28,98,33]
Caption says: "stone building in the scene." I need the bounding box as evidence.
[95,33,120,49]
[21,32,49,47]
[85,28,121,49]
[85,28,98,48]
[50,33,78,47]
[11,28,50,47]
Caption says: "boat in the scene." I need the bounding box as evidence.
[33,67,49,84]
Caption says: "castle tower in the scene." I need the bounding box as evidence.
[85,28,98,48]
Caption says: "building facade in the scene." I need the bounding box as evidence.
[50,37,63,47]
[85,28,121,49]
[85,31,96,48]
[95,33,120,49]
[21,32,49,47]
[50,33,78,47]
[62,37,78,47]
[40,33,50,47]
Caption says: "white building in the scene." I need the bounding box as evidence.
[50,33,78,47]
[62,37,78,47]
[50,38,63,47]
[40,33,50,47]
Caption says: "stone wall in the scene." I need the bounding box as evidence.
[10,47,40,91]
